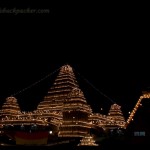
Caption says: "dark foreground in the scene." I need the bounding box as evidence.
[1,136,150,150]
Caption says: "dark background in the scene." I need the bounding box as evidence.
[0,2,149,120]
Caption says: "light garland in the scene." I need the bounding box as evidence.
[58,87,92,137]
[78,134,98,146]
[126,92,150,127]
[105,104,125,128]
[1,64,145,136]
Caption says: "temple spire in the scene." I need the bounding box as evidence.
[106,103,126,129]
[58,87,92,137]
[37,64,79,111]
[0,97,21,118]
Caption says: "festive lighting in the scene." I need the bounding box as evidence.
[1,64,147,142]
[78,134,98,146]
[0,97,21,118]
[89,113,107,128]
[106,103,126,129]
[58,87,92,137]
[36,64,80,128]
[126,91,150,127]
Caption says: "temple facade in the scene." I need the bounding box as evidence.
[58,87,92,137]
[0,64,126,139]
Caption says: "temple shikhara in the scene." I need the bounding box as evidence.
[0,64,127,145]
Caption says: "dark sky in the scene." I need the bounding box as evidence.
[0,2,149,119]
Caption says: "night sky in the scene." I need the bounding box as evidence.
[0,2,149,120]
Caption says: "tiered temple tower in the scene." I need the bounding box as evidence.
[37,65,79,111]
[0,97,21,118]
[0,97,45,127]
[106,103,125,129]
[0,64,128,141]
[0,97,22,125]
[36,65,80,129]
[58,87,92,137]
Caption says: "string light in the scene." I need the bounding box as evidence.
[73,67,116,104]
[78,134,98,146]
[58,87,93,137]
[126,91,150,127]
[106,104,126,129]
[1,64,146,139]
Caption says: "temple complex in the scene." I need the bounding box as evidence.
[0,64,127,145]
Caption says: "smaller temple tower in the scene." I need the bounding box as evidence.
[0,97,21,124]
[106,103,126,129]
[58,87,92,137]
[36,65,79,128]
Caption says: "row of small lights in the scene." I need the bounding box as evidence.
[126,93,150,126]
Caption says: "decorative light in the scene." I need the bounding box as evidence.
[106,103,126,129]
[126,92,150,127]
[78,134,98,146]
[2,64,147,139]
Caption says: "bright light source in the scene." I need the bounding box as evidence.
[49,131,52,134]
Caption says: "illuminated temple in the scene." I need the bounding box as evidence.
[0,64,126,144]
[78,134,98,146]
